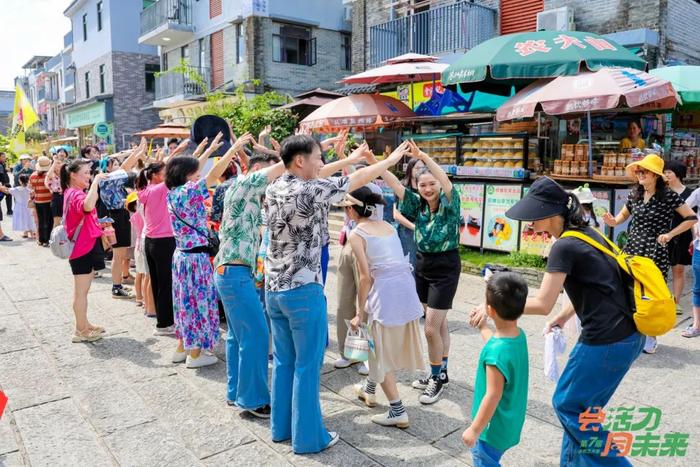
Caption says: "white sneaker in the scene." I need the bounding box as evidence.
[643,336,658,354]
[353,383,377,407]
[172,350,187,364]
[358,362,369,376]
[333,357,359,369]
[153,325,175,336]
[186,353,219,368]
[371,410,409,429]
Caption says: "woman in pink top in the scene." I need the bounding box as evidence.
[136,162,177,335]
[60,159,109,343]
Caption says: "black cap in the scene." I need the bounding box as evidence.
[506,177,570,221]
[190,115,232,157]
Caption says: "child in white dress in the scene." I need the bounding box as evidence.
[339,187,425,429]
[10,174,36,238]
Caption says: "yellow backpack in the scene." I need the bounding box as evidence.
[560,229,676,337]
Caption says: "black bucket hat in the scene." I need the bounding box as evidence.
[506,177,570,222]
[191,115,232,157]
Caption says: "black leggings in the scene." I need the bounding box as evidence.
[35,202,53,244]
[145,236,176,329]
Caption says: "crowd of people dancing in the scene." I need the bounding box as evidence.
[0,116,696,466]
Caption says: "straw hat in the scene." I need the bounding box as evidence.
[571,184,595,204]
[625,154,666,181]
[35,156,52,172]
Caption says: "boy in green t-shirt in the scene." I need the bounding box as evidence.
[463,272,529,466]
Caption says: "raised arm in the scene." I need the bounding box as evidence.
[345,142,409,192]
[205,133,253,187]
[262,161,286,184]
[83,173,108,212]
[319,141,366,178]
[121,138,147,172]
[407,139,453,200]
[603,205,630,227]
[364,149,406,200]
[198,132,225,172]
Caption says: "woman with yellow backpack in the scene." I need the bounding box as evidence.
[471,176,650,466]
[603,154,697,354]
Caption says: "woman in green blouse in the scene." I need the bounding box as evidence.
[382,140,462,405]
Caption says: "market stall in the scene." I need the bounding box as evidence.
[431,32,670,255]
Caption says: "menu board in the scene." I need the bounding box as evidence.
[482,184,522,252]
[518,186,554,257]
[456,183,485,247]
[613,189,632,249]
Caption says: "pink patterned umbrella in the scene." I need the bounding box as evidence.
[341,53,448,85]
[496,68,679,121]
[299,94,415,132]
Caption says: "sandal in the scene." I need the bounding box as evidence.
[681,326,700,338]
[135,300,144,307]
[89,325,106,334]
[71,329,103,343]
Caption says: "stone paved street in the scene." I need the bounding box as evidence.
[0,217,698,466]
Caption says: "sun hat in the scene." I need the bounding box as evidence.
[125,191,138,206]
[333,186,378,212]
[191,115,232,157]
[625,154,666,180]
[19,154,31,160]
[35,156,52,172]
[333,193,365,208]
[571,184,595,204]
[506,177,570,222]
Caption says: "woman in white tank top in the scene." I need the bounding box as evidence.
[337,187,424,429]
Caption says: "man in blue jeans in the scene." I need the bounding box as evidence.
[213,153,285,418]
[264,135,408,454]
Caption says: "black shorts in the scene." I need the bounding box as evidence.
[69,238,106,275]
[108,208,131,248]
[416,249,461,310]
[51,192,64,218]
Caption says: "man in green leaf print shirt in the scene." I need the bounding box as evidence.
[213,152,285,418]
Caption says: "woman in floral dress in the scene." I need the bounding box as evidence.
[165,134,252,368]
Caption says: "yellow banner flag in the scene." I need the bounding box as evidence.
[10,131,26,152]
[11,85,39,134]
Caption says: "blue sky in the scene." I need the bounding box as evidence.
[0,0,71,90]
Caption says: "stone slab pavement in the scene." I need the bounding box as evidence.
[0,217,698,466]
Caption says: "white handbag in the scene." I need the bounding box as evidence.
[343,320,370,362]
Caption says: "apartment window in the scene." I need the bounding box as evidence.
[272,25,317,66]
[162,53,168,71]
[341,34,351,70]
[198,38,207,70]
[99,64,105,93]
[181,45,190,63]
[84,71,90,98]
[145,64,159,93]
[97,2,103,31]
[236,23,244,64]
[82,14,88,41]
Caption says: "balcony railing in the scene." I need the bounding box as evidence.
[155,66,210,103]
[140,0,192,36]
[369,1,497,67]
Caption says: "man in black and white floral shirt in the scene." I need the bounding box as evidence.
[264,135,407,454]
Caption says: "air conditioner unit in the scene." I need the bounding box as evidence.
[536,7,575,32]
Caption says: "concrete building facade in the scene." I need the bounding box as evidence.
[63,0,161,150]
[138,0,351,123]
[350,0,700,76]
